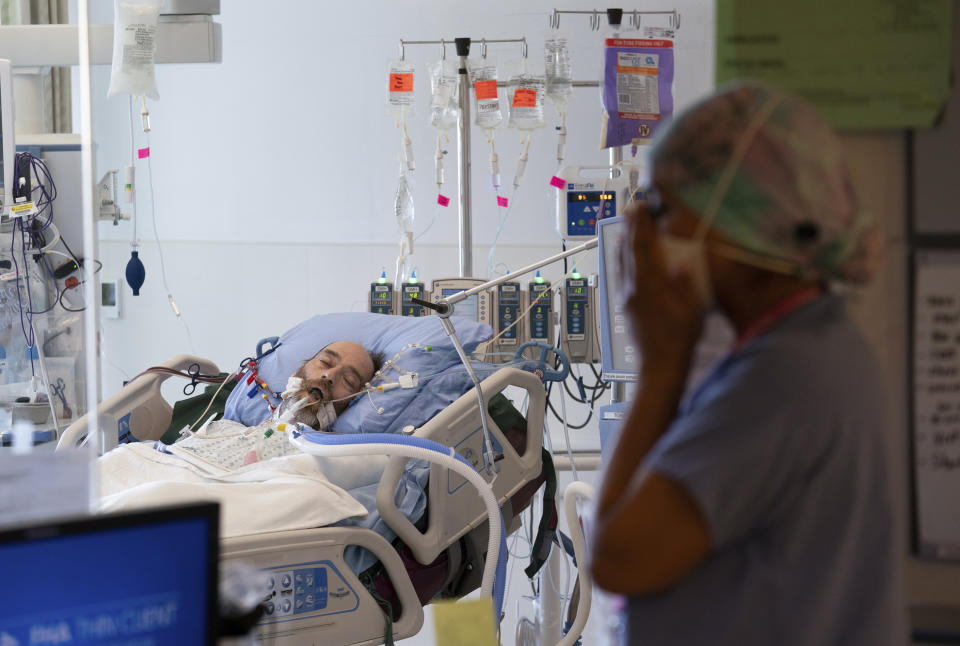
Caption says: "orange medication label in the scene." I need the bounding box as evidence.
[512,88,537,108]
[474,79,498,100]
[389,73,413,93]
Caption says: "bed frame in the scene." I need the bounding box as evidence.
[59,356,546,645]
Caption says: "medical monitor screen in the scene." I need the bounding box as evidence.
[598,217,640,380]
[442,288,479,321]
[0,503,218,645]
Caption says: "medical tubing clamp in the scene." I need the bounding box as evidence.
[288,429,508,626]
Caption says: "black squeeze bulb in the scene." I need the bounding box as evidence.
[125,250,146,296]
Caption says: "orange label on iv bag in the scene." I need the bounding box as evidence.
[474,80,498,100]
[389,73,414,93]
[512,88,537,108]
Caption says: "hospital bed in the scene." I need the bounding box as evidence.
[58,353,550,645]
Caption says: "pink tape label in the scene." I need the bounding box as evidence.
[497,196,509,208]
[437,194,450,207]
[137,147,150,159]
[549,175,566,189]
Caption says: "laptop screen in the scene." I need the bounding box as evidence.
[0,502,219,645]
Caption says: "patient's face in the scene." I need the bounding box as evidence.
[291,341,376,419]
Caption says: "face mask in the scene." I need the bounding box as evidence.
[660,234,714,309]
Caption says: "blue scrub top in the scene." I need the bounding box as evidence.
[628,294,906,646]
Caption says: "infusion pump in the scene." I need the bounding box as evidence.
[556,165,646,241]
[366,273,600,364]
[429,278,491,326]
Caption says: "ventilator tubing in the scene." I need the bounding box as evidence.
[288,430,508,624]
[557,481,594,646]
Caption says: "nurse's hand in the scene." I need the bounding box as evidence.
[621,204,704,379]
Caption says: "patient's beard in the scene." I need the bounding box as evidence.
[282,369,339,431]
[278,389,338,431]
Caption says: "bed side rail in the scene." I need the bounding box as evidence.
[222,526,423,644]
[56,355,219,453]
[376,367,545,565]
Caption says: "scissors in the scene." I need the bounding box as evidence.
[51,378,72,418]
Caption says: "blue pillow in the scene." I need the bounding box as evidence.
[223,313,492,433]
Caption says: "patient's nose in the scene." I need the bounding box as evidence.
[319,374,334,393]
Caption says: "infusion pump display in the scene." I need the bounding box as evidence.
[566,191,616,238]
[431,278,490,326]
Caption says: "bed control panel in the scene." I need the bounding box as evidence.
[261,561,358,621]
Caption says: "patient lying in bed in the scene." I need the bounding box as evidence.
[98,340,387,536]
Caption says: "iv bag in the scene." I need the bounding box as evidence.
[507,72,546,131]
[107,0,164,99]
[470,61,503,131]
[544,32,574,110]
[600,26,676,149]
[429,60,460,131]
[387,59,416,117]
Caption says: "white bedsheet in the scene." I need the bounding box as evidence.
[98,439,385,538]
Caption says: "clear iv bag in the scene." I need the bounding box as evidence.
[544,32,574,110]
[387,59,416,118]
[107,0,164,99]
[429,60,460,131]
[507,72,546,131]
[470,61,503,131]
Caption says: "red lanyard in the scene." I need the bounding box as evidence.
[733,287,823,352]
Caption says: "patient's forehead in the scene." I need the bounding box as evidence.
[313,340,375,377]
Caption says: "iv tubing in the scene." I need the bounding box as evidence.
[557,386,579,481]
[439,316,498,475]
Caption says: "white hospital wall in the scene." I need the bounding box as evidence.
[74,0,960,643]
[85,0,716,443]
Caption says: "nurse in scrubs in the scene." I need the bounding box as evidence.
[591,82,905,646]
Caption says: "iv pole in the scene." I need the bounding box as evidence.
[397,36,528,278]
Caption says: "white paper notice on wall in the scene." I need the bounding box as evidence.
[913,250,960,560]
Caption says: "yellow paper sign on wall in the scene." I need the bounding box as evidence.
[716,0,954,129]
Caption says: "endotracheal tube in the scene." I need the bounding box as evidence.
[274,376,338,432]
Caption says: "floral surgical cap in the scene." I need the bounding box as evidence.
[651,81,880,284]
